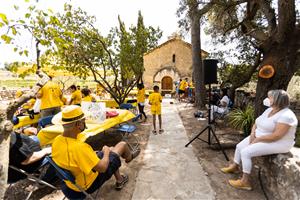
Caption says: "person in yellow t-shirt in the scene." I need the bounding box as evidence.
[148,85,163,134]
[68,85,82,106]
[137,83,147,121]
[37,77,64,118]
[179,78,188,101]
[81,88,96,102]
[51,105,140,198]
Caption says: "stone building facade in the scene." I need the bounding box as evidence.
[143,35,208,93]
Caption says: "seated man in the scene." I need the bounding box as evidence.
[8,132,55,183]
[51,105,140,199]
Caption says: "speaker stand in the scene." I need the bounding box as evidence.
[185,84,229,161]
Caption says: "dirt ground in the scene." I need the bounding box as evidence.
[177,103,266,200]
[4,118,152,200]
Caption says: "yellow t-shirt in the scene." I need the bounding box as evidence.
[52,135,100,192]
[179,80,188,91]
[71,90,82,105]
[38,81,63,110]
[82,95,92,102]
[137,88,145,103]
[148,92,162,115]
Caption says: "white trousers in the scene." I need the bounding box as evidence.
[210,105,227,120]
[234,136,293,174]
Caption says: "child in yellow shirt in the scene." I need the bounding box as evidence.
[137,83,147,121]
[148,85,163,134]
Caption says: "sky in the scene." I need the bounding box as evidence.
[0,0,215,68]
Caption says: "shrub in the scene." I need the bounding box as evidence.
[228,105,255,137]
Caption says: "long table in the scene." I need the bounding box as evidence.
[98,98,137,108]
[37,109,135,147]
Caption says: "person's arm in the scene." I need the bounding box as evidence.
[93,146,110,173]
[252,123,291,143]
[36,90,42,99]
[21,147,51,165]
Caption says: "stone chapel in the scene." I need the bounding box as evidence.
[143,34,208,94]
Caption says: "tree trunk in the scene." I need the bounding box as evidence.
[0,70,47,199]
[255,48,298,117]
[0,123,10,198]
[191,15,206,108]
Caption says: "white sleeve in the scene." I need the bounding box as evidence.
[220,96,229,105]
[277,110,298,127]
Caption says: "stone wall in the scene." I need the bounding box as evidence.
[255,148,300,200]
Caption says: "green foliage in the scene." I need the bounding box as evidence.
[110,11,162,84]
[218,63,258,86]
[228,105,255,137]
[42,4,161,104]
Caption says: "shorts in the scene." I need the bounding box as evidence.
[61,151,121,199]
[179,90,185,94]
[151,108,161,115]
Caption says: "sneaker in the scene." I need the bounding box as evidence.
[115,174,129,190]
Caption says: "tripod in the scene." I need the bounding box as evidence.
[185,84,229,161]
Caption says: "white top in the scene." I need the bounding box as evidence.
[220,95,230,107]
[255,108,298,143]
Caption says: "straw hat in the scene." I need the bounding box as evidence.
[52,105,85,125]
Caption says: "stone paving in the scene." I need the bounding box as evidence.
[132,99,215,200]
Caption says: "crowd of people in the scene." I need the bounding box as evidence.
[7,74,298,197]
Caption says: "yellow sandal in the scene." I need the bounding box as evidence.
[220,166,239,174]
[228,179,252,191]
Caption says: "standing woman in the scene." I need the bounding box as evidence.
[137,83,147,121]
[221,90,298,190]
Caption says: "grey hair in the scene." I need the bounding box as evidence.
[267,90,290,109]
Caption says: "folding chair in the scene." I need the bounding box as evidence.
[117,114,141,151]
[38,115,54,128]
[45,156,99,200]
[8,161,57,200]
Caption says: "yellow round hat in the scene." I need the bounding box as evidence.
[52,105,85,125]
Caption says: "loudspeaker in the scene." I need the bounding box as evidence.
[203,59,218,84]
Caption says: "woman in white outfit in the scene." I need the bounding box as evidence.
[221,89,298,190]
[210,88,230,120]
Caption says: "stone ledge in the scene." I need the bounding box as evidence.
[255,147,300,200]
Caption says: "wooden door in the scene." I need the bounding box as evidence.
[161,76,173,90]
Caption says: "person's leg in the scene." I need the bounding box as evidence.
[138,103,143,119]
[239,140,293,183]
[221,136,250,173]
[158,114,162,131]
[114,169,123,182]
[110,141,131,161]
[153,114,157,133]
[140,105,147,120]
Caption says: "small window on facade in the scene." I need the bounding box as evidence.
[172,54,176,63]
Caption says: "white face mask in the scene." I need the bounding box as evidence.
[263,98,271,107]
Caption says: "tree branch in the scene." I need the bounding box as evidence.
[258,0,277,33]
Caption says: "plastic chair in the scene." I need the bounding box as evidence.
[8,161,57,200]
[38,115,54,128]
[45,156,98,200]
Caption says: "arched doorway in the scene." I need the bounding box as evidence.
[161,76,173,90]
